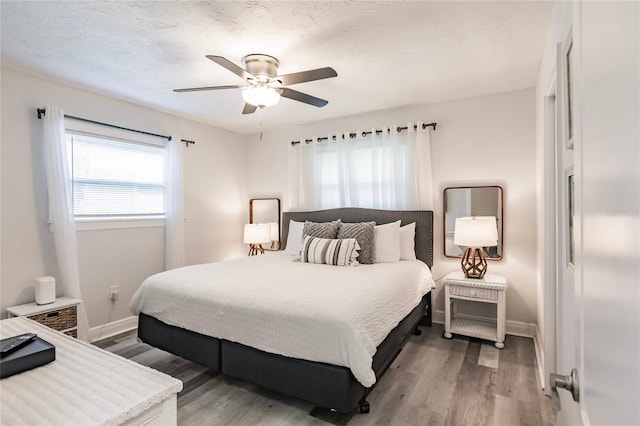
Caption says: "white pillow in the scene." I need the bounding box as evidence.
[284,220,305,255]
[399,222,417,261]
[373,220,401,263]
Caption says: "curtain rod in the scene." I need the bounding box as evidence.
[290,122,437,146]
[36,108,196,147]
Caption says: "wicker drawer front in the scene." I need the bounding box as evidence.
[64,329,78,338]
[29,306,77,331]
[449,285,497,301]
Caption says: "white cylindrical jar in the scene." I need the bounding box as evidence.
[35,276,56,305]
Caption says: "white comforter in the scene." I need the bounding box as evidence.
[129,253,434,387]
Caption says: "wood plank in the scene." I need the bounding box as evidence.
[478,343,500,369]
[444,340,497,426]
[400,334,469,423]
[494,394,543,426]
[495,334,540,402]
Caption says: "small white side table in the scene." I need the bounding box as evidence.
[443,272,508,348]
[6,297,81,338]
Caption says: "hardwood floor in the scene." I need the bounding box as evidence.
[95,324,555,426]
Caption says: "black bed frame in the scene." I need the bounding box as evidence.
[137,208,433,413]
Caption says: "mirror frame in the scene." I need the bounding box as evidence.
[443,185,504,261]
[249,198,281,250]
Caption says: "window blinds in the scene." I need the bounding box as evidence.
[66,133,165,217]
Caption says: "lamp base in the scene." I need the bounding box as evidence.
[461,247,488,279]
[269,241,280,250]
[248,244,265,256]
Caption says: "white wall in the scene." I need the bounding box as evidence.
[0,68,248,328]
[247,88,538,327]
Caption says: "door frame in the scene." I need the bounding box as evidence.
[541,62,558,396]
[567,7,588,421]
[541,17,589,425]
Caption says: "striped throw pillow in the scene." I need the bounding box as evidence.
[299,236,361,266]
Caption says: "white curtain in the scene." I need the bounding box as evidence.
[289,122,433,211]
[416,122,434,210]
[164,135,185,270]
[42,106,90,342]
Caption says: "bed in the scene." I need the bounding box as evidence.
[131,208,434,413]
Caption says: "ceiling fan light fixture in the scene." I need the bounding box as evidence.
[174,54,337,114]
[242,86,281,107]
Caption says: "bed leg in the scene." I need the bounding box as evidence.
[420,292,433,327]
[414,326,422,336]
[358,396,370,414]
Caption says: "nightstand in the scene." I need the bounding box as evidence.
[443,272,508,348]
[6,297,81,338]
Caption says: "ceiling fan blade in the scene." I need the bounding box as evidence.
[242,103,258,115]
[280,88,329,107]
[206,55,257,82]
[174,85,244,93]
[278,67,337,86]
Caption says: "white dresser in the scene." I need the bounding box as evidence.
[0,317,182,425]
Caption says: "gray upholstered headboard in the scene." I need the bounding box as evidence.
[281,208,433,268]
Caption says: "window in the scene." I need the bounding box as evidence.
[296,128,423,210]
[313,143,412,209]
[66,132,165,218]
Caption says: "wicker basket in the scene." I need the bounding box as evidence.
[64,329,78,338]
[29,306,77,332]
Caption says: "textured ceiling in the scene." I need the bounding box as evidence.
[1,1,553,134]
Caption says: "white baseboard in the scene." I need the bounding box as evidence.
[433,310,537,338]
[90,315,138,343]
[534,327,545,390]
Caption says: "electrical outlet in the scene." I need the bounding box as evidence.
[110,285,119,302]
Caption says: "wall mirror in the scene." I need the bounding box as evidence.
[443,186,504,260]
[250,198,281,250]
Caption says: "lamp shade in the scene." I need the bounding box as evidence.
[243,224,271,244]
[453,216,498,247]
[242,86,280,107]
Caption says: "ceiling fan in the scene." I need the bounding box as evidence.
[174,54,338,115]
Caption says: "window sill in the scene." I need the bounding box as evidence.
[76,216,166,231]
[49,216,166,232]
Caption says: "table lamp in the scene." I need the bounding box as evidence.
[268,222,280,250]
[244,224,271,256]
[453,216,498,279]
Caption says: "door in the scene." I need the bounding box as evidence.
[548,2,640,425]
[579,1,640,425]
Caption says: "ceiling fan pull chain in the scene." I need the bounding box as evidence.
[259,106,264,142]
